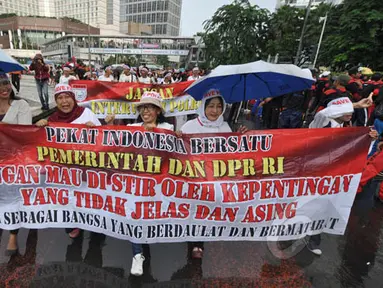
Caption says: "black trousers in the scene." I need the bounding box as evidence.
[11,74,20,92]
[262,105,281,129]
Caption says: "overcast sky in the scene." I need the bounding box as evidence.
[180,0,277,36]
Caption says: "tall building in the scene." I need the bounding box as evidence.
[0,15,99,60]
[0,0,41,17]
[0,0,120,35]
[120,0,182,36]
[54,0,120,35]
[276,0,343,9]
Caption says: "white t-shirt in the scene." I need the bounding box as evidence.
[138,77,152,84]
[157,77,164,84]
[59,75,77,85]
[98,75,114,82]
[71,108,102,126]
[120,73,137,83]
[187,75,201,81]
[181,118,232,134]
[129,122,174,131]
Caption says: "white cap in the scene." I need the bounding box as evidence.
[54,84,74,97]
[321,71,331,77]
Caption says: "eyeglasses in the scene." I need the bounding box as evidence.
[138,104,157,112]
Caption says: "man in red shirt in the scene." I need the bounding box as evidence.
[347,67,370,126]
[29,54,50,110]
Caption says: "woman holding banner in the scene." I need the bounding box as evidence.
[36,84,108,237]
[36,84,102,129]
[0,72,32,255]
[127,91,174,276]
[308,94,375,256]
[180,88,247,258]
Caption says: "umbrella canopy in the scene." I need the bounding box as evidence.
[0,49,25,73]
[185,60,315,103]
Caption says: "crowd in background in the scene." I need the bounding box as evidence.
[23,54,207,110]
[45,57,206,85]
[257,67,383,130]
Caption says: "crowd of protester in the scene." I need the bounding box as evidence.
[2,53,383,276]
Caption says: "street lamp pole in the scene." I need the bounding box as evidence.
[294,0,313,66]
[88,0,91,68]
[313,13,328,68]
[194,36,201,67]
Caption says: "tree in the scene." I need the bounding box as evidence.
[156,55,170,67]
[103,56,116,66]
[201,0,270,67]
[266,3,334,65]
[314,4,344,68]
[266,6,305,63]
[305,0,383,70]
[328,0,383,70]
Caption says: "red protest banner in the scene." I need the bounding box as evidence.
[0,124,371,242]
[70,80,193,102]
[70,80,197,119]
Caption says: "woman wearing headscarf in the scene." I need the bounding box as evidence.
[180,89,247,258]
[128,91,174,276]
[36,84,104,239]
[308,96,374,257]
[0,73,32,255]
[37,84,101,128]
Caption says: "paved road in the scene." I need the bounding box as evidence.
[15,75,56,117]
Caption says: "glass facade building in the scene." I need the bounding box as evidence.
[120,0,182,36]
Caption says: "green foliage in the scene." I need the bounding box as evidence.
[316,0,383,70]
[0,13,17,18]
[0,13,86,25]
[201,0,383,70]
[266,5,304,63]
[62,17,84,24]
[201,0,270,67]
[103,55,137,66]
[156,55,170,67]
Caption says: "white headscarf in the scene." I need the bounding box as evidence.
[197,89,226,128]
[309,97,354,128]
